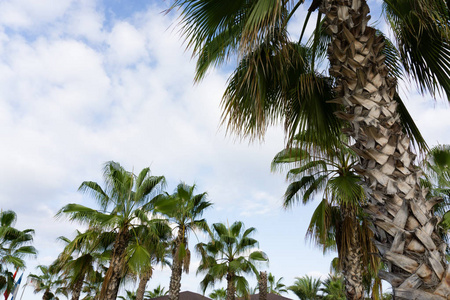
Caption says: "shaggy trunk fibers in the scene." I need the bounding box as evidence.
[136,269,152,300]
[226,272,236,300]
[100,227,130,300]
[70,273,85,300]
[169,229,185,300]
[259,271,268,300]
[340,207,363,300]
[322,0,449,298]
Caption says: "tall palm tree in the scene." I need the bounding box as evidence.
[169,0,450,298]
[289,276,322,300]
[272,135,380,299]
[57,161,166,300]
[0,210,37,294]
[152,183,212,300]
[196,221,268,300]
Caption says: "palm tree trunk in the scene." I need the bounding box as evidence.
[226,272,236,300]
[321,0,449,298]
[100,227,131,300]
[71,273,85,300]
[136,269,152,300]
[259,271,267,300]
[169,229,185,300]
[340,207,363,300]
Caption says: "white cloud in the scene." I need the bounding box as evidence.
[107,21,147,66]
[0,0,74,29]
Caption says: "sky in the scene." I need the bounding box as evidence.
[0,0,449,299]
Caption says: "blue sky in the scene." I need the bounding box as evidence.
[0,1,449,299]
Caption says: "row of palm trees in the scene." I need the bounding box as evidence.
[2,140,449,300]
[21,161,267,300]
[2,141,449,300]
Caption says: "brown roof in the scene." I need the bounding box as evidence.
[148,291,212,300]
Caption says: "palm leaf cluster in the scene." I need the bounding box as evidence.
[271,134,381,298]
[0,210,37,294]
[196,221,268,300]
[288,274,392,300]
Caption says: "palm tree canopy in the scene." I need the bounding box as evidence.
[320,275,345,300]
[196,221,268,295]
[145,285,169,299]
[166,0,445,154]
[267,273,288,295]
[288,275,322,300]
[57,161,165,233]
[0,210,37,270]
[152,182,213,272]
[28,264,69,298]
[209,287,227,300]
[171,0,450,100]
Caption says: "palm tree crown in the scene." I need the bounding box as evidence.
[196,221,268,300]
[57,161,166,300]
[153,182,212,300]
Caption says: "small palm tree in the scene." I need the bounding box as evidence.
[145,284,169,299]
[196,221,269,300]
[57,161,166,300]
[29,265,68,300]
[288,276,322,300]
[81,269,105,300]
[267,273,287,295]
[272,136,379,299]
[0,210,37,294]
[53,228,114,300]
[422,144,450,214]
[129,221,172,300]
[209,288,227,300]
[253,273,287,295]
[320,275,345,300]
[119,290,137,300]
[152,183,212,300]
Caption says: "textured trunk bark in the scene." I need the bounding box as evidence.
[168,229,185,300]
[100,227,131,300]
[322,0,449,299]
[71,273,85,300]
[226,272,236,300]
[340,207,363,300]
[259,271,267,300]
[136,269,152,300]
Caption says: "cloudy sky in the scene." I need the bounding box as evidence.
[0,0,449,299]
